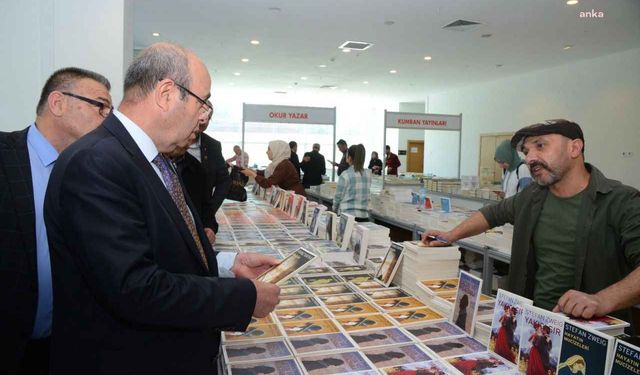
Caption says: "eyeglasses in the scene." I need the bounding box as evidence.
[165,80,213,116]
[62,92,112,118]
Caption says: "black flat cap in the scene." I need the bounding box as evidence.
[511,119,584,152]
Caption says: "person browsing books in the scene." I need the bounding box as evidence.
[421,120,640,328]
[241,140,305,196]
[494,139,532,198]
[333,144,372,222]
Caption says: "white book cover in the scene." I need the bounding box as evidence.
[293,196,307,222]
[350,224,370,265]
[309,206,327,236]
[450,271,483,336]
[489,289,533,365]
[608,338,640,375]
[517,304,566,375]
[374,245,404,287]
[318,211,337,242]
[558,321,615,375]
[336,213,356,250]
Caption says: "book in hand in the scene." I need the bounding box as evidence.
[517,304,566,375]
[558,321,615,375]
[608,338,640,375]
[488,289,533,365]
[257,247,317,285]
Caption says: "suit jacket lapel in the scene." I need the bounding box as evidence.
[102,115,210,273]
[1,129,37,277]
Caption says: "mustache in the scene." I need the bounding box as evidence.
[528,160,551,172]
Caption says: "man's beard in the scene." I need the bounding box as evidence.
[529,160,562,187]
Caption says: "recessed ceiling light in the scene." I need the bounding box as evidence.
[268,7,281,11]
[241,58,249,63]
[363,81,369,84]
[250,40,260,45]
[342,48,351,53]
[496,64,503,68]
[566,0,578,5]
[152,32,160,37]
[384,20,395,26]
[389,70,397,74]
[233,72,241,76]
[563,45,573,50]
[300,76,308,80]
[330,86,338,90]
[481,33,492,38]
[424,56,432,61]
[318,64,327,68]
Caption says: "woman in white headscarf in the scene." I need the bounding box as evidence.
[241,140,305,196]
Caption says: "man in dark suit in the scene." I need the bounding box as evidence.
[44,42,280,375]
[173,101,230,242]
[289,140,301,179]
[1,67,112,375]
[330,139,349,176]
[300,143,326,188]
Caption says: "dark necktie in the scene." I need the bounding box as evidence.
[152,154,209,270]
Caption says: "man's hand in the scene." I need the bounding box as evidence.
[421,230,453,247]
[553,289,612,319]
[204,228,216,245]
[231,252,280,279]
[240,168,257,178]
[252,280,280,318]
[330,160,338,167]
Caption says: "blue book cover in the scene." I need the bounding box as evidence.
[558,321,614,375]
[609,339,640,375]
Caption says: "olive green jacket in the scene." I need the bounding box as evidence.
[480,164,640,322]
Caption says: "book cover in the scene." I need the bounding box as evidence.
[276,307,330,323]
[364,288,411,300]
[558,321,614,375]
[228,358,303,375]
[337,314,396,332]
[405,321,467,342]
[350,223,370,265]
[517,305,565,375]
[447,351,517,374]
[375,297,427,312]
[302,275,345,286]
[309,206,327,236]
[608,338,640,375]
[282,319,342,337]
[280,285,313,298]
[275,297,320,310]
[375,245,404,287]
[327,302,380,318]
[257,247,318,285]
[450,271,483,336]
[423,335,487,358]
[249,314,275,325]
[310,283,357,296]
[416,278,459,296]
[223,323,283,343]
[388,307,445,326]
[348,327,414,348]
[223,338,292,364]
[440,197,451,213]
[380,360,457,375]
[288,332,357,355]
[299,350,376,375]
[352,279,386,290]
[319,293,366,306]
[488,289,533,364]
[331,264,369,274]
[336,213,356,250]
[362,343,435,368]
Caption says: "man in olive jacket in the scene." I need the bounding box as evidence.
[423,120,640,327]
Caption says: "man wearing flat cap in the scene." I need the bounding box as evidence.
[422,119,640,329]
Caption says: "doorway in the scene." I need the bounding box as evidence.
[406,140,424,173]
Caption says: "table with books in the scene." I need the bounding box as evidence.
[215,190,635,375]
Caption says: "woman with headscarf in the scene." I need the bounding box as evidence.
[494,140,532,198]
[240,140,305,196]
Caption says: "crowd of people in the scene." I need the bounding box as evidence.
[2,40,640,375]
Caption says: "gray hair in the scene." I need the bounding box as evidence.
[124,42,191,101]
[36,67,111,115]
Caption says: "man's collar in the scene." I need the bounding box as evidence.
[27,123,58,167]
[112,110,159,163]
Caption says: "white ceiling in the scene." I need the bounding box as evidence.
[133,0,640,101]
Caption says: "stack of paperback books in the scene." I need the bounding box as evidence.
[395,241,461,296]
[356,221,392,260]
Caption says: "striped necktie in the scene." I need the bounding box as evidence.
[152,154,209,270]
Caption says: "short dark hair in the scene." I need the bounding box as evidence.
[337,139,347,146]
[36,67,111,115]
[289,141,297,149]
[385,145,391,151]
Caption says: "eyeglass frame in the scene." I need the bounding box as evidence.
[61,92,112,118]
[161,79,213,115]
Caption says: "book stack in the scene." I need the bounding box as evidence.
[355,222,391,260]
[394,241,461,297]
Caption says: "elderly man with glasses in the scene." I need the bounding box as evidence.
[43,42,281,375]
[0,67,112,375]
